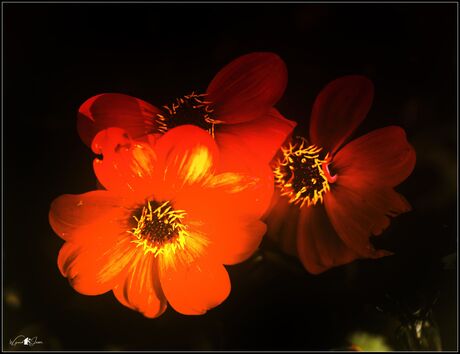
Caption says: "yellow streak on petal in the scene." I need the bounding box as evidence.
[130,144,156,178]
[208,172,258,194]
[181,145,213,184]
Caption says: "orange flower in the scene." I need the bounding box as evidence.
[49,125,273,317]
[76,52,296,166]
[268,76,416,274]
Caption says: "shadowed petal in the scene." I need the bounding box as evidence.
[207,52,288,124]
[310,76,374,154]
[324,184,409,257]
[297,204,361,274]
[77,93,161,148]
[264,191,300,257]
[332,126,416,187]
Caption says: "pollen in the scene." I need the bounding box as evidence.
[274,138,332,208]
[129,200,189,257]
[156,92,222,138]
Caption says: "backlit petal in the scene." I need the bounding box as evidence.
[113,252,167,318]
[310,76,374,154]
[175,170,273,226]
[324,184,409,257]
[152,125,218,200]
[58,223,137,296]
[332,126,416,187]
[193,218,267,265]
[172,169,273,265]
[159,253,230,315]
[207,52,288,124]
[49,191,132,241]
[92,128,159,199]
[217,108,296,164]
[297,204,361,274]
[77,93,161,148]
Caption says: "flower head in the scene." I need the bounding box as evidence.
[268,76,416,274]
[77,52,296,165]
[50,125,273,317]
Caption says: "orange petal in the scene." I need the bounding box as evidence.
[92,128,159,199]
[49,190,131,241]
[172,170,273,265]
[216,108,296,164]
[58,224,137,295]
[309,76,374,154]
[297,204,361,274]
[332,126,416,187]
[324,184,409,257]
[152,125,219,200]
[159,254,230,315]
[175,170,273,230]
[193,218,267,265]
[113,252,167,318]
[207,52,287,124]
[77,93,161,148]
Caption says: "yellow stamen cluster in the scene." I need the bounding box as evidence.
[274,139,331,208]
[156,92,222,138]
[130,200,189,257]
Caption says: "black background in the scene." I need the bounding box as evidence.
[4,2,457,351]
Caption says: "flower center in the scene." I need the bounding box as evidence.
[274,138,334,208]
[156,92,222,138]
[129,200,189,257]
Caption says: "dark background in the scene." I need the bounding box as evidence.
[3,3,457,351]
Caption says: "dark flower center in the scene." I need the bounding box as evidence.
[274,138,333,208]
[156,92,221,137]
[129,200,188,256]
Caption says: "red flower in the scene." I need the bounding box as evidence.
[49,125,273,317]
[77,52,296,166]
[268,76,416,274]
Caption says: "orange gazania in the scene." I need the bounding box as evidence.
[49,125,273,317]
[268,76,416,274]
[76,52,296,166]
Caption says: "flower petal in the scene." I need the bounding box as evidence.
[172,170,273,265]
[207,52,288,124]
[159,254,230,315]
[332,126,416,187]
[217,108,296,164]
[58,222,136,296]
[176,170,273,229]
[152,125,219,200]
[264,191,300,257]
[77,93,161,148]
[49,191,131,241]
[193,218,267,265]
[212,128,275,220]
[309,76,374,154]
[92,128,159,199]
[113,252,167,318]
[324,184,410,258]
[297,204,361,274]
